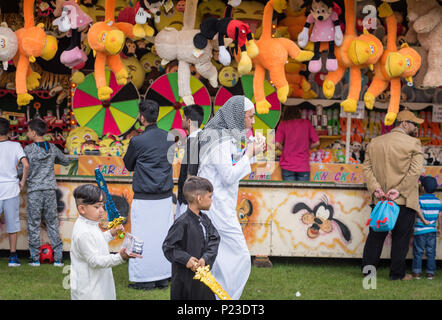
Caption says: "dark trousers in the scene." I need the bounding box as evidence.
[362,205,416,280]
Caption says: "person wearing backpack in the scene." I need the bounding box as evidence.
[361,109,424,281]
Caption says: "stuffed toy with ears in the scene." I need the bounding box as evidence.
[252,0,314,114]
[53,0,93,69]
[154,0,218,105]
[322,0,384,113]
[87,0,137,101]
[363,3,421,125]
[0,22,18,71]
[298,0,343,73]
[133,0,172,38]
[14,0,58,106]
[193,0,258,75]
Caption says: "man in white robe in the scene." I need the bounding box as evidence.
[123,100,175,290]
[198,96,265,300]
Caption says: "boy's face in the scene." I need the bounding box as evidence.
[78,200,106,222]
[182,114,190,132]
[196,192,213,211]
[26,128,38,141]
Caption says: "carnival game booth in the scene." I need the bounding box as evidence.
[0,0,440,260]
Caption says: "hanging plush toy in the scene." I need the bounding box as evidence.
[133,0,171,38]
[14,0,59,106]
[193,0,258,75]
[154,0,218,105]
[252,0,314,114]
[298,0,343,73]
[322,0,383,113]
[53,0,93,69]
[363,3,421,125]
[0,22,18,71]
[87,0,137,101]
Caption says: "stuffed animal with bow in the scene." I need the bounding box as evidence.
[297,0,343,73]
[252,0,314,114]
[193,0,258,75]
[14,0,58,106]
[363,3,421,125]
[133,0,167,38]
[53,0,93,69]
[322,0,383,113]
[87,0,137,101]
[0,22,18,72]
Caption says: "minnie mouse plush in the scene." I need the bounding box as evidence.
[298,0,343,73]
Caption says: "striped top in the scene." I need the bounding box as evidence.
[414,194,442,235]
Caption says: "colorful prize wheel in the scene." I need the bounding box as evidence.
[144,72,212,133]
[72,70,140,137]
[214,74,281,133]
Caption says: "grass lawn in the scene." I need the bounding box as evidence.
[0,253,441,300]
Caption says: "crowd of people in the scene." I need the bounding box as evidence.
[0,98,440,300]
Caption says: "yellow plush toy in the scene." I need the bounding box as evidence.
[87,0,136,101]
[252,0,314,114]
[14,0,58,106]
[363,3,421,125]
[322,0,384,113]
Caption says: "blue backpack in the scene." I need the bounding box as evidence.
[366,199,400,232]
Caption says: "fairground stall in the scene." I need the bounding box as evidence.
[0,0,440,260]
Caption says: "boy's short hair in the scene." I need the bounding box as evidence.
[419,176,438,194]
[0,117,9,135]
[183,105,205,128]
[73,184,106,207]
[28,118,47,136]
[139,99,159,124]
[183,176,213,203]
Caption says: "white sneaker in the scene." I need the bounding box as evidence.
[53,261,64,267]
[29,261,40,267]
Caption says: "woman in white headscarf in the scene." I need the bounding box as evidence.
[198,95,265,300]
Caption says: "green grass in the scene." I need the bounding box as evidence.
[0,254,441,300]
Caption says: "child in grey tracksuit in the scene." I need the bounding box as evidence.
[24,119,70,265]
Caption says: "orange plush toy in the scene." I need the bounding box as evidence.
[252,0,314,114]
[322,0,383,113]
[88,0,136,101]
[14,0,58,106]
[363,3,421,125]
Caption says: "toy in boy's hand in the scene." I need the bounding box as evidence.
[122,232,144,257]
[298,0,343,73]
[95,168,125,239]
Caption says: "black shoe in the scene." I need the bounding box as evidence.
[155,279,169,289]
[128,282,155,291]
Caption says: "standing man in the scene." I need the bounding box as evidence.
[176,105,204,218]
[362,109,425,281]
[123,99,175,290]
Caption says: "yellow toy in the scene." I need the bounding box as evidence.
[322,0,384,113]
[363,3,422,125]
[193,265,231,300]
[14,0,58,106]
[218,66,239,87]
[252,0,314,114]
[285,59,317,99]
[87,0,136,101]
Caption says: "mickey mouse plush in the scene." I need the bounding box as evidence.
[193,0,258,75]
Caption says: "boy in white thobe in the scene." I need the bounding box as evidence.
[70,184,138,300]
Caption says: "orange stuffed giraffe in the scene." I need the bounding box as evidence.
[88,0,136,101]
[363,3,421,125]
[14,0,58,106]
[252,0,314,114]
[322,0,383,113]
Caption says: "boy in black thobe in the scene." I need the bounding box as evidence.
[162,176,220,300]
